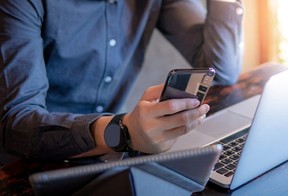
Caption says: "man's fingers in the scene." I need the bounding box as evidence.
[153,103,209,130]
[140,84,164,101]
[150,98,201,117]
[153,114,207,142]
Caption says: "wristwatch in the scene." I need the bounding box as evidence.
[104,113,140,156]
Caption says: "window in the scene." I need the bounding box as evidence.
[277,0,288,65]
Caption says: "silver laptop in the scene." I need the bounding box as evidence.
[168,70,288,190]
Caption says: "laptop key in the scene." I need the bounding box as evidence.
[228,141,238,147]
[221,158,233,164]
[225,163,236,171]
[236,137,246,143]
[231,146,242,152]
[223,150,234,156]
[224,171,234,177]
[219,154,227,160]
[216,168,229,174]
[230,154,240,161]
[222,145,231,151]
[214,162,224,170]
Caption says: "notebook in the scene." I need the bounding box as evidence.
[168,69,288,190]
[29,144,221,195]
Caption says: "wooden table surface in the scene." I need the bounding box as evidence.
[1,62,288,195]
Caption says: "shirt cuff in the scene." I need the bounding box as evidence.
[70,114,100,152]
[70,112,114,154]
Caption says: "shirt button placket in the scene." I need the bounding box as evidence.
[96,105,104,113]
[236,7,244,15]
[108,0,117,3]
[109,39,117,47]
[98,0,117,114]
[104,76,112,83]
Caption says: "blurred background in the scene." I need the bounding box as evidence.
[242,0,288,70]
[121,0,288,112]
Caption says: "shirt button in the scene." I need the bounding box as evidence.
[104,76,112,83]
[96,105,104,113]
[236,7,244,15]
[109,39,117,47]
[239,41,244,49]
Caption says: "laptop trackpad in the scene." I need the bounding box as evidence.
[195,111,252,138]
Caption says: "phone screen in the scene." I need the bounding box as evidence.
[160,67,216,103]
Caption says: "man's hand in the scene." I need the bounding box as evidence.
[78,84,209,157]
[123,84,210,154]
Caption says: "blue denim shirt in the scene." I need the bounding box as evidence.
[0,0,243,159]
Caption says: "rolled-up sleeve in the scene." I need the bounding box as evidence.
[0,0,98,159]
[158,0,244,85]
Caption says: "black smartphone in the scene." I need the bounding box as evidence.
[159,67,216,104]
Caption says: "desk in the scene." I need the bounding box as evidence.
[1,62,288,195]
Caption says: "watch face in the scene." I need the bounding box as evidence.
[104,124,127,151]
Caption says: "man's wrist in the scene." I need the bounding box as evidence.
[90,115,114,152]
[104,113,140,157]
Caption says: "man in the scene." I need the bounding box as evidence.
[0,0,243,161]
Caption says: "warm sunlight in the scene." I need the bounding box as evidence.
[277,0,288,65]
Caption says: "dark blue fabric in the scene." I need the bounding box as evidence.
[0,0,243,159]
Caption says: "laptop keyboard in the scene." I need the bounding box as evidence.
[213,128,250,177]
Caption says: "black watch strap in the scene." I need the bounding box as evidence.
[117,114,140,156]
[106,113,140,157]
[109,113,126,126]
